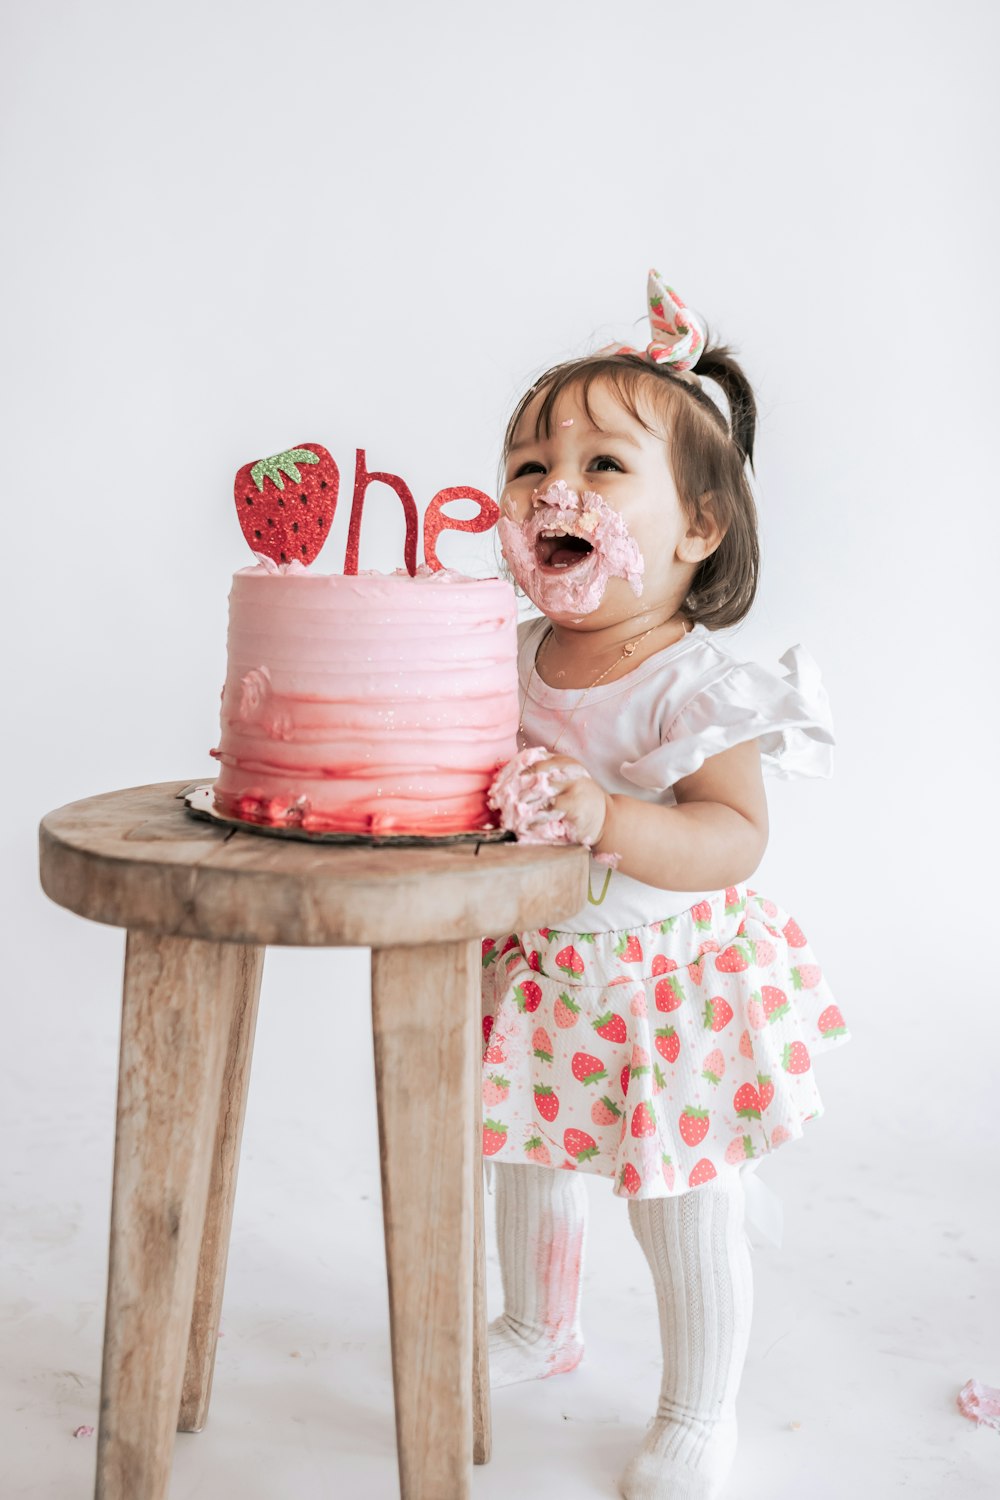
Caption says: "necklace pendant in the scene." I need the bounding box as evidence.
[622,641,636,657]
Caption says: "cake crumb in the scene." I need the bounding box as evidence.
[957,1377,1000,1429]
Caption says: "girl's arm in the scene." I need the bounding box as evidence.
[550,739,769,891]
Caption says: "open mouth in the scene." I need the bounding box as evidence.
[534,529,595,569]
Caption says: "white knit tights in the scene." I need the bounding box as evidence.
[488,1162,587,1387]
[488,1162,753,1500]
[622,1176,754,1500]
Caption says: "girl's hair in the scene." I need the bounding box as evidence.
[501,345,760,630]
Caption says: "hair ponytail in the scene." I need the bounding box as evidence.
[693,344,757,469]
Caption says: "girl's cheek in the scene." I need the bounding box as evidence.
[501,489,532,524]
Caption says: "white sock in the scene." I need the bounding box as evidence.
[488,1162,587,1388]
[621,1176,753,1500]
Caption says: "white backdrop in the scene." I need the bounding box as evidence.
[3,0,999,1491]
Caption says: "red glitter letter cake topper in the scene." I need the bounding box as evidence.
[423,487,500,571]
[343,450,419,576]
[234,444,339,566]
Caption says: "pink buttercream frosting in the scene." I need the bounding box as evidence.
[498,479,644,616]
[212,569,518,834]
[251,552,310,576]
[238,666,272,720]
[957,1378,1000,1430]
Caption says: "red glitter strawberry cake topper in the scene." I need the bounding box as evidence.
[235,444,338,567]
[234,440,499,573]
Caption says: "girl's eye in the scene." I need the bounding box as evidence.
[512,461,545,478]
[591,455,623,472]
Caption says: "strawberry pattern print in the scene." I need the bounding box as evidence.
[480,884,850,1199]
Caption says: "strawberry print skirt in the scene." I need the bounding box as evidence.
[480,884,850,1200]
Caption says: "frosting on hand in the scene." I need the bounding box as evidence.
[488,746,589,844]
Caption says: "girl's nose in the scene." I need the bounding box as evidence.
[531,473,573,507]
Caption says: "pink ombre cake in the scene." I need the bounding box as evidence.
[210,565,519,836]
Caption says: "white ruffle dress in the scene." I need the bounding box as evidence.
[481,617,850,1233]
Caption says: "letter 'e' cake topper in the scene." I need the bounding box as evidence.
[234,441,500,572]
[235,444,339,567]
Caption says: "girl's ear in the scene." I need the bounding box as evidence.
[677,492,726,563]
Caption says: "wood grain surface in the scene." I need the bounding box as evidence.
[371,940,478,1500]
[95,932,248,1500]
[39,782,589,948]
[178,943,264,1433]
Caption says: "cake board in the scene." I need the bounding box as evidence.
[183,784,516,849]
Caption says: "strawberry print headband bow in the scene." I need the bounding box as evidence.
[600,268,707,373]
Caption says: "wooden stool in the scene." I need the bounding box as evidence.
[38,781,587,1500]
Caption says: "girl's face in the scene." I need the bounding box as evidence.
[501,379,719,628]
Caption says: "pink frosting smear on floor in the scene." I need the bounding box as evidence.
[498,479,644,616]
[957,1377,1000,1430]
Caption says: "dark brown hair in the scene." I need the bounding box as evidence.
[501,345,760,630]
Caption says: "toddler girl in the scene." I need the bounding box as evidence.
[480,271,851,1500]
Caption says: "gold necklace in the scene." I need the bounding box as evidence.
[517,617,689,755]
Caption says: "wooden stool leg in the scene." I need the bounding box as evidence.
[178,944,264,1432]
[95,931,247,1500]
[371,939,477,1500]
[472,1032,492,1464]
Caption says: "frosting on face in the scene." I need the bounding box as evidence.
[498,479,644,615]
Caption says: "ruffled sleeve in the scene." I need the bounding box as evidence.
[620,643,835,791]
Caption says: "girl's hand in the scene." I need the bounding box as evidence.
[538,755,613,847]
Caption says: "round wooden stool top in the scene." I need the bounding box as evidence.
[39,781,590,948]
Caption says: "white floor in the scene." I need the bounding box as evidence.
[4,942,998,1500]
